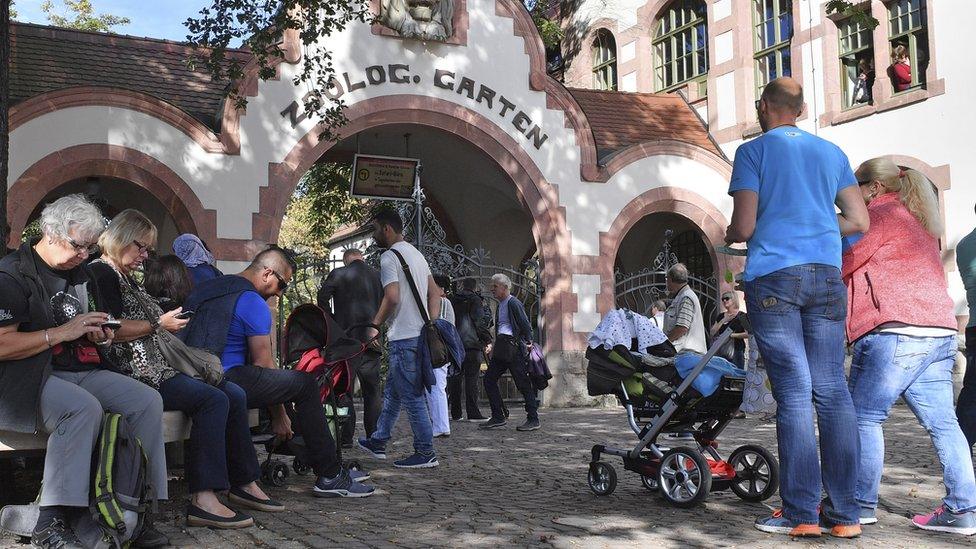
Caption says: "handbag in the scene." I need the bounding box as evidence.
[389,249,451,367]
[122,276,224,386]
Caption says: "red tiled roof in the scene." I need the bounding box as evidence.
[568,88,727,163]
[9,22,251,132]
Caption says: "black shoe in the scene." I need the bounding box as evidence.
[31,519,84,549]
[185,505,254,529]
[478,417,507,429]
[466,414,488,422]
[133,522,169,548]
[228,487,286,513]
[516,418,541,431]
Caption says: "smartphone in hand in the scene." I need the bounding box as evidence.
[101,319,122,330]
[174,310,195,320]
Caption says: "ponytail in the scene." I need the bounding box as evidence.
[854,157,943,237]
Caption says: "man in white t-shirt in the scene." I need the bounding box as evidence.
[358,209,442,469]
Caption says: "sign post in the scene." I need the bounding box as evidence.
[350,154,420,201]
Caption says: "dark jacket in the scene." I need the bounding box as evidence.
[496,295,533,345]
[180,275,258,358]
[188,264,223,287]
[0,243,95,432]
[450,289,489,350]
[316,260,382,339]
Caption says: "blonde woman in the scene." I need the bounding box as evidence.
[89,210,282,529]
[709,291,748,369]
[843,158,975,534]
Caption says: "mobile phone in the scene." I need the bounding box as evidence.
[174,310,195,320]
[101,320,122,330]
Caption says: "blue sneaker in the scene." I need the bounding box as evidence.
[348,468,370,482]
[912,505,976,536]
[393,452,439,469]
[357,437,386,460]
[312,470,374,498]
[754,510,820,537]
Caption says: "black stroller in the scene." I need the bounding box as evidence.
[586,321,780,507]
[255,304,376,486]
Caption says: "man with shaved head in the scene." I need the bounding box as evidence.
[182,245,375,498]
[726,77,870,538]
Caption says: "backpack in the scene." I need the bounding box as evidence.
[89,411,155,548]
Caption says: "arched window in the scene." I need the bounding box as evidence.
[753,0,793,97]
[653,0,709,93]
[592,29,618,91]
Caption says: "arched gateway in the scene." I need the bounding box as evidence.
[6,0,737,406]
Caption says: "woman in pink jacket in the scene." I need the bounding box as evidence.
[843,157,976,536]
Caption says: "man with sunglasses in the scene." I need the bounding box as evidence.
[181,246,374,498]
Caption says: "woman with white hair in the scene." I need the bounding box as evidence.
[0,195,168,547]
[479,273,540,431]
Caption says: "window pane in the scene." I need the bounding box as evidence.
[780,47,792,77]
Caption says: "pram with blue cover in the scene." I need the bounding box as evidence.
[585,313,779,507]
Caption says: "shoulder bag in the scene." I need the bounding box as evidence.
[388,249,451,367]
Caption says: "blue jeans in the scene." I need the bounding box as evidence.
[849,333,976,514]
[158,374,260,493]
[744,264,860,525]
[369,337,434,456]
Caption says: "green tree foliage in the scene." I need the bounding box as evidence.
[278,163,371,257]
[527,0,563,49]
[41,0,130,32]
[9,1,15,19]
[825,1,879,29]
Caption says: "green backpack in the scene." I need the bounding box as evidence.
[90,412,155,548]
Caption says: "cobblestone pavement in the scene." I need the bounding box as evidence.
[3,404,975,548]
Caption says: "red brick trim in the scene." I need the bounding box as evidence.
[262,94,579,350]
[8,87,232,154]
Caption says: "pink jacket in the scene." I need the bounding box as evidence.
[842,192,956,342]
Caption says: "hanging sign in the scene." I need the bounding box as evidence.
[350,154,419,201]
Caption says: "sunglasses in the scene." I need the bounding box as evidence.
[721,296,732,301]
[755,99,762,111]
[269,269,289,292]
[67,237,99,255]
[857,180,872,186]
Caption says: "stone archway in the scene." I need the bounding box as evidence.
[259,94,575,350]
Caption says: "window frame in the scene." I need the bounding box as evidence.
[652,0,709,94]
[837,15,874,110]
[752,0,794,98]
[887,0,927,93]
[591,29,619,91]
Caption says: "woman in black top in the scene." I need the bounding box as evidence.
[710,290,748,369]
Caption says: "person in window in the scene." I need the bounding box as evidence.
[90,209,281,529]
[888,44,912,92]
[844,157,976,535]
[143,254,194,312]
[710,291,748,369]
[174,233,223,286]
[852,57,874,105]
[0,195,169,548]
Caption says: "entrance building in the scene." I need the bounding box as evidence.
[7,1,740,405]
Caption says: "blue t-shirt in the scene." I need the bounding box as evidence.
[729,126,857,281]
[221,291,272,371]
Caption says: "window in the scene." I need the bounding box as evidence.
[592,29,618,91]
[888,0,928,92]
[753,0,793,97]
[652,0,709,94]
[838,16,874,109]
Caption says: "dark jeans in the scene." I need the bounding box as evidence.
[744,264,859,526]
[158,374,259,494]
[225,365,341,478]
[959,326,976,448]
[484,337,538,422]
[448,348,484,419]
[341,350,383,445]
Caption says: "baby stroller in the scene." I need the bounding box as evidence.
[255,304,375,486]
[585,316,779,507]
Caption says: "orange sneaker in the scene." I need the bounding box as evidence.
[754,509,821,537]
[829,524,862,538]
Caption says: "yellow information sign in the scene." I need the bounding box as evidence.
[350,154,419,201]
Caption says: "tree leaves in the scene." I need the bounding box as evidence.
[40,0,130,32]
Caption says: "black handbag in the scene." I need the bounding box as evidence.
[389,249,451,367]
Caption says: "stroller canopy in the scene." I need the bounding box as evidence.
[282,304,366,365]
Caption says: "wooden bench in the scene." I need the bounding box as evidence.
[0,410,260,457]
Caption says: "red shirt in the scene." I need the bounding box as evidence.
[889,61,912,92]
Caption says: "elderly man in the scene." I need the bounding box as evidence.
[661,263,707,354]
[726,77,869,538]
[480,273,539,432]
[0,195,168,548]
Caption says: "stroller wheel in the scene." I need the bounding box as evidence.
[587,462,617,496]
[293,457,312,476]
[640,474,659,491]
[262,460,290,487]
[728,444,779,502]
[658,447,711,507]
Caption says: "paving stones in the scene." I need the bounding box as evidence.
[1,405,974,548]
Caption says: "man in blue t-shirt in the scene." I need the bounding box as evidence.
[182,247,373,498]
[725,77,870,538]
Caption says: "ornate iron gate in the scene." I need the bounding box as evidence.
[613,229,719,324]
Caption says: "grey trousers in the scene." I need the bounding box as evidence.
[39,369,167,507]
